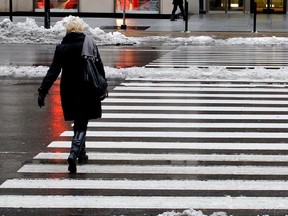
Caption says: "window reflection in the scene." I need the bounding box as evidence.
[209,0,244,11]
[255,0,285,13]
[115,0,159,14]
[35,0,78,12]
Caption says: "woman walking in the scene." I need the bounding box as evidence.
[37,16,106,174]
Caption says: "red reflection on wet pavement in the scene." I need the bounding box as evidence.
[115,50,138,68]
[48,80,70,138]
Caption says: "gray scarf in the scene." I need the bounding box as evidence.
[81,35,97,57]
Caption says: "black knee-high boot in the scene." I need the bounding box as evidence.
[67,131,86,173]
[78,140,88,164]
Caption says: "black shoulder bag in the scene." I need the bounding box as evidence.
[82,35,108,100]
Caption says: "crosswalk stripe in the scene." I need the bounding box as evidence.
[34,152,288,162]
[125,78,288,83]
[101,113,288,120]
[108,92,288,99]
[146,63,287,68]
[164,59,288,62]
[2,179,288,190]
[88,121,288,128]
[104,98,288,104]
[1,195,288,209]
[61,131,288,138]
[17,164,288,175]
[114,86,288,92]
[47,141,288,151]
[120,82,288,88]
[103,105,288,112]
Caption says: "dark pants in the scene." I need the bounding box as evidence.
[171,3,186,20]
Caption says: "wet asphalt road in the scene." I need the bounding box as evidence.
[0,44,173,67]
[2,43,288,215]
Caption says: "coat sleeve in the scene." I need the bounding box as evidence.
[38,45,62,94]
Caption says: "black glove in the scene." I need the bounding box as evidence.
[38,88,47,108]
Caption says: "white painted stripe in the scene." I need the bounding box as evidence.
[125,78,288,83]
[48,141,288,151]
[157,57,288,61]
[167,55,288,59]
[34,152,288,162]
[101,113,288,120]
[2,179,288,191]
[17,164,288,175]
[150,65,286,68]
[103,105,288,112]
[147,62,287,66]
[157,57,288,60]
[1,195,288,209]
[104,98,288,104]
[88,121,288,128]
[61,131,288,138]
[114,86,288,92]
[108,92,288,99]
[121,82,288,88]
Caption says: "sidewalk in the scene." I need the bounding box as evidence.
[82,13,288,38]
[1,13,288,38]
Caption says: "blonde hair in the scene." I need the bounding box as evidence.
[65,16,85,33]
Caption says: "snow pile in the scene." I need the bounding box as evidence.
[0,16,137,45]
[138,35,288,46]
[107,66,288,80]
[158,209,227,216]
[1,65,288,81]
[225,36,288,46]
[0,18,65,44]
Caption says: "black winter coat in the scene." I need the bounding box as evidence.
[173,0,183,4]
[39,32,105,121]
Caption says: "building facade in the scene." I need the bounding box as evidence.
[0,0,287,14]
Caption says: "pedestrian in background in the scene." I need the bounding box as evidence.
[37,16,106,174]
[170,0,186,21]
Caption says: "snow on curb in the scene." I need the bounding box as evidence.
[1,65,288,81]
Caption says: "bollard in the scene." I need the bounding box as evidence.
[253,2,257,33]
[121,0,127,30]
[185,0,188,32]
[9,0,13,22]
[44,0,51,29]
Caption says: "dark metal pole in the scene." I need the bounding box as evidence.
[121,0,127,29]
[253,2,257,33]
[185,0,188,32]
[45,0,51,29]
[9,0,13,22]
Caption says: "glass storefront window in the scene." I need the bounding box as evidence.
[209,0,244,11]
[115,0,159,14]
[34,0,78,12]
[254,0,285,13]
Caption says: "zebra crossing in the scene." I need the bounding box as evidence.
[145,46,288,68]
[1,78,288,215]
